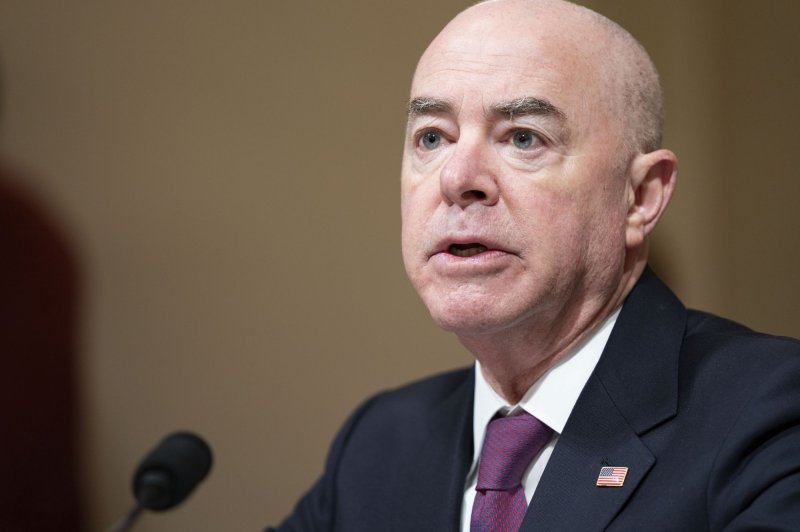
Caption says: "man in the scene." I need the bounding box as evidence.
[270,0,800,530]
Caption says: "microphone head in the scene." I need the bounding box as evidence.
[132,431,213,511]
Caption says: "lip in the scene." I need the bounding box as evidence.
[429,235,516,259]
[427,237,516,276]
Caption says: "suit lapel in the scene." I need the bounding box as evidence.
[521,377,655,531]
[392,370,474,532]
[522,269,686,531]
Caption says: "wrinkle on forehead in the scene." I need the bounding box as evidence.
[407,94,568,131]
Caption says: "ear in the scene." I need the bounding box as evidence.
[625,149,678,249]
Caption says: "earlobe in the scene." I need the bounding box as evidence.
[625,149,678,249]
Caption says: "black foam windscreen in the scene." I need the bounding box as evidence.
[132,431,213,511]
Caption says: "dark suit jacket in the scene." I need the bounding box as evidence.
[270,269,800,531]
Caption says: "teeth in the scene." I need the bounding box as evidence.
[449,243,488,257]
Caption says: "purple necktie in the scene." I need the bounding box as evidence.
[470,412,553,532]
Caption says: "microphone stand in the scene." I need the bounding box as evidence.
[107,480,165,532]
[107,503,145,532]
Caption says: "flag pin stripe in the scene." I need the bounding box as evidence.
[596,466,628,487]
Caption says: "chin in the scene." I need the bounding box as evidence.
[424,297,522,337]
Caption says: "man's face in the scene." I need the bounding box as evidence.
[401,7,633,338]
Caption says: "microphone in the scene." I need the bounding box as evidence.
[133,431,213,510]
[109,431,213,532]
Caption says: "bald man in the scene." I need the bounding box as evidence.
[269,1,800,530]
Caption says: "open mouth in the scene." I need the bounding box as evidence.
[448,243,488,257]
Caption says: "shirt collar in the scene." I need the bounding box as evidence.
[471,307,621,465]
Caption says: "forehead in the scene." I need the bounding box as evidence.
[410,6,607,121]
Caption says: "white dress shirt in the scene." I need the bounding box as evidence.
[460,308,620,531]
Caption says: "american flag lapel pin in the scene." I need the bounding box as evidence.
[596,466,629,487]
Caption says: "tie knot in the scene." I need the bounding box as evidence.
[476,412,553,491]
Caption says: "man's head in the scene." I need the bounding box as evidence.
[400,0,677,348]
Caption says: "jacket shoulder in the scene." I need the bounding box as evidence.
[365,366,473,413]
[684,308,800,360]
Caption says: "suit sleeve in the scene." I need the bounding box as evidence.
[264,395,378,532]
[708,348,800,531]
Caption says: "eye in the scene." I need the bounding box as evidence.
[419,130,442,150]
[511,129,539,149]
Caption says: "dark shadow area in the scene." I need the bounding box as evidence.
[648,235,680,294]
[0,164,84,531]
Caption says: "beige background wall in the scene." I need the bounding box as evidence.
[0,1,797,530]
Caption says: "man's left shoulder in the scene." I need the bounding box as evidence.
[682,308,800,372]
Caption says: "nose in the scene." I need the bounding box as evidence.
[439,139,500,208]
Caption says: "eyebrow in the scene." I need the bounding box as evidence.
[407,97,454,117]
[406,95,565,122]
[492,97,566,121]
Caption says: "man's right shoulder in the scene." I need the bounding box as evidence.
[327,365,474,457]
[353,366,474,421]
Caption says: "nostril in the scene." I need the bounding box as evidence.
[462,190,487,200]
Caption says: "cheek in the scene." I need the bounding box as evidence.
[400,156,425,217]
[400,177,432,276]
[400,186,421,246]
[400,208,418,275]
[400,162,441,249]
[567,185,630,272]
[514,178,627,265]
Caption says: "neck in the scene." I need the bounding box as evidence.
[461,259,646,404]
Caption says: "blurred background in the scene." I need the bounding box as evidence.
[0,0,798,530]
